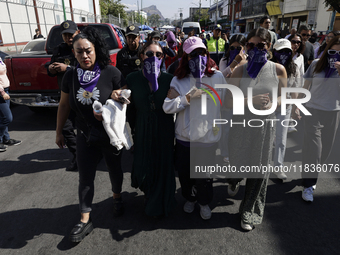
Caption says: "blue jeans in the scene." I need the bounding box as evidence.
[0,88,12,143]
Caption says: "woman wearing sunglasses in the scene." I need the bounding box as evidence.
[271,39,301,180]
[292,36,340,203]
[112,41,177,218]
[315,31,340,59]
[226,27,287,231]
[288,34,305,87]
[218,34,247,172]
[163,37,227,220]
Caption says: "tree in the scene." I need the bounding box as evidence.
[100,0,128,21]
[193,9,210,28]
[324,0,340,13]
[148,14,161,27]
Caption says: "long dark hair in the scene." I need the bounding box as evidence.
[314,36,340,74]
[271,48,297,78]
[288,33,305,55]
[222,34,246,61]
[73,27,111,69]
[174,51,215,79]
[317,31,340,56]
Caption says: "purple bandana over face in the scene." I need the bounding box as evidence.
[143,56,162,92]
[247,48,268,79]
[274,51,292,66]
[325,54,340,78]
[228,49,241,66]
[189,55,207,88]
[77,62,101,92]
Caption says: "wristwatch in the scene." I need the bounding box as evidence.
[66,65,71,71]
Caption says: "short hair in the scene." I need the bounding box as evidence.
[260,15,270,24]
[298,25,309,33]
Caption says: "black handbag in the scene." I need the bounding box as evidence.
[71,69,109,146]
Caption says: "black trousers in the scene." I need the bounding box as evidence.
[302,108,340,188]
[76,131,123,213]
[175,142,215,206]
[62,110,77,157]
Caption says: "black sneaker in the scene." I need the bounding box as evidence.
[113,197,124,217]
[3,139,22,146]
[0,143,7,152]
[66,157,78,172]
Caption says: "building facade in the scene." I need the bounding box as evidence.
[0,0,100,49]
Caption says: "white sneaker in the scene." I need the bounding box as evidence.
[275,171,287,180]
[302,187,314,202]
[199,204,211,220]
[288,127,297,133]
[228,182,240,197]
[241,221,253,231]
[183,201,196,213]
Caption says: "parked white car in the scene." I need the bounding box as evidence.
[21,38,46,55]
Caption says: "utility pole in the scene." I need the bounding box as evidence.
[61,0,67,21]
[199,0,202,22]
[141,0,143,25]
[215,0,219,25]
[231,0,235,33]
[179,8,183,27]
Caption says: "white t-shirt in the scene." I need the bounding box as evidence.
[293,53,304,87]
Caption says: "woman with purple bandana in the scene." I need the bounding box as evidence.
[271,39,301,180]
[163,37,227,220]
[292,36,340,203]
[218,34,247,169]
[56,27,126,242]
[112,41,177,218]
[165,31,178,68]
[226,27,287,231]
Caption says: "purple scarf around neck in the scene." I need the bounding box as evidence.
[76,62,101,92]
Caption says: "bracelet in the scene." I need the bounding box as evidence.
[233,59,239,65]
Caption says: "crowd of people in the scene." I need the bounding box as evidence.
[2,18,339,243]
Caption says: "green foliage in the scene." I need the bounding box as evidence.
[192,9,210,22]
[148,14,161,27]
[324,0,340,13]
[100,0,128,21]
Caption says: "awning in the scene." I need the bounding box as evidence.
[266,0,282,16]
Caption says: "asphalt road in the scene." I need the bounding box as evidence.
[1,105,340,255]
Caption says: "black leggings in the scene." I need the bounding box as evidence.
[76,131,123,213]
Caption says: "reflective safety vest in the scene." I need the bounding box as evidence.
[207,37,225,55]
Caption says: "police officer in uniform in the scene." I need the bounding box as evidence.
[116,25,142,78]
[47,20,80,171]
[206,24,226,67]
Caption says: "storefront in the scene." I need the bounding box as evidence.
[277,11,309,37]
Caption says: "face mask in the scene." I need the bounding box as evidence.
[325,53,340,78]
[188,55,207,88]
[227,49,241,66]
[143,56,162,92]
[246,47,268,79]
[274,51,292,66]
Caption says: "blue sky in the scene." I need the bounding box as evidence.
[121,0,211,21]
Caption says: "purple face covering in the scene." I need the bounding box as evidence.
[76,62,101,92]
[189,55,207,88]
[228,49,241,66]
[274,51,292,66]
[143,56,162,92]
[247,48,268,79]
[325,54,340,78]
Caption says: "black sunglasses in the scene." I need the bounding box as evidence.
[246,42,266,50]
[277,49,291,54]
[301,33,311,37]
[189,49,206,58]
[291,40,301,45]
[230,46,242,51]
[145,50,163,58]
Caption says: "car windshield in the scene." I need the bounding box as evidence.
[22,40,46,52]
[183,27,200,34]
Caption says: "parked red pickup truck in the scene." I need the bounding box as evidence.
[4,23,126,111]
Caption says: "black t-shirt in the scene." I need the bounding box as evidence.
[61,65,126,133]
